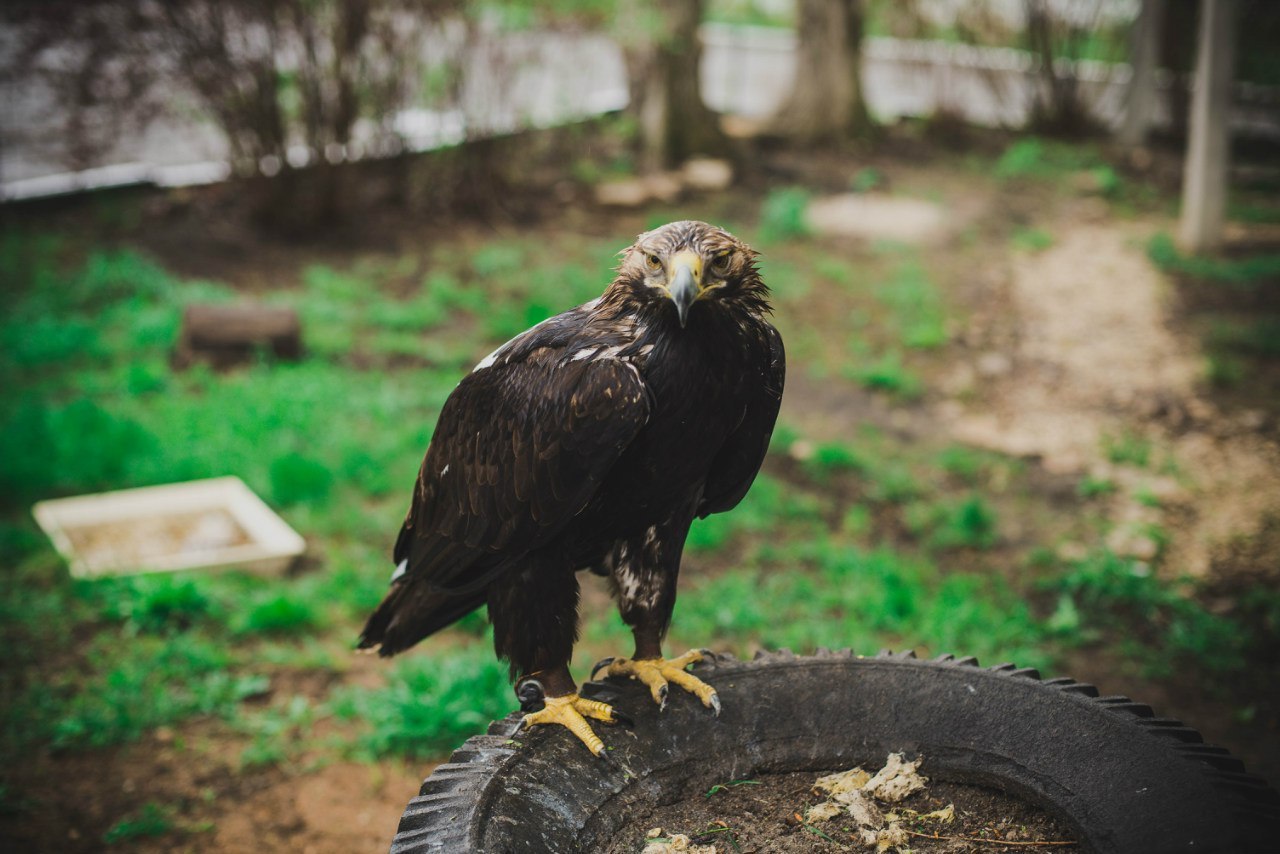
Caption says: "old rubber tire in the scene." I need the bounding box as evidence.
[390,649,1278,853]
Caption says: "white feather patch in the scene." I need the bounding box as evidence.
[473,349,501,372]
[390,558,408,583]
[473,316,557,373]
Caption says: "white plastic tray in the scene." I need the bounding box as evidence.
[32,476,306,578]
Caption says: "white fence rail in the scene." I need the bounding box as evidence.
[2,25,1276,202]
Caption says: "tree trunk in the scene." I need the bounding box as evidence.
[1025,0,1093,135]
[626,0,730,172]
[1160,0,1200,140]
[769,0,873,146]
[1178,0,1238,253]
[1118,0,1167,147]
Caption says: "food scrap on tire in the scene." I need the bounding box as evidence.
[640,828,717,854]
[811,753,948,852]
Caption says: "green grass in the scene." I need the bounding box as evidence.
[665,543,1053,671]
[91,576,218,634]
[237,695,319,768]
[103,802,174,845]
[800,441,868,482]
[1050,550,1248,676]
[994,138,1101,180]
[846,349,923,399]
[863,462,923,504]
[1147,232,1280,285]
[685,473,824,552]
[2,212,1271,785]
[1205,352,1246,387]
[759,187,813,242]
[233,593,321,637]
[850,167,884,193]
[269,452,334,505]
[905,495,999,550]
[1010,227,1055,253]
[45,635,269,750]
[1229,201,1280,224]
[1206,318,1280,357]
[706,0,792,28]
[1102,431,1153,468]
[875,259,948,349]
[329,646,514,759]
[935,445,993,485]
[1077,476,1117,499]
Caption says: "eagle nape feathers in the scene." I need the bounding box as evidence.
[358,220,785,756]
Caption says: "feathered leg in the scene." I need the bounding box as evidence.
[489,558,626,756]
[594,514,720,714]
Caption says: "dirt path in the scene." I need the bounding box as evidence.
[947,216,1280,579]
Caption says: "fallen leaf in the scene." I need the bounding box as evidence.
[642,831,716,854]
[920,803,954,823]
[864,753,927,803]
[835,789,885,829]
[815,766,871,797]
[806,802,844,822]
[872,824,909,852]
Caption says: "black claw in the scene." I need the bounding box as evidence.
[658,684,668,712]
[591,657,616,680]
[610,709,635,728]
[710,693,722,717]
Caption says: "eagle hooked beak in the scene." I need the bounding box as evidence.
[668,249,702,328]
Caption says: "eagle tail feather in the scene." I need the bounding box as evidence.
[357,580,487,657]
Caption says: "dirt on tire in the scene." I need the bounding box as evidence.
[605,770,1077,853]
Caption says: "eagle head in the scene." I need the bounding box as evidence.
[614,220,768,328]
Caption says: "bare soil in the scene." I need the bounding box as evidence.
[605,770,1077,853]
[0,724,426,854]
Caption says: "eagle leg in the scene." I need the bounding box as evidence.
[592,649,721,715]
[601,516,719,714]
[516,671,630,757]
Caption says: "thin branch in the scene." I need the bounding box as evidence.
[904,828,1077,847]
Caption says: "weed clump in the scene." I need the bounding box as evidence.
[234,593,320,637]
[102,802,173,845]
[330,648,513,759]
[1147,232,1280,285]
[759,187,813,242]
[269,453,333,505]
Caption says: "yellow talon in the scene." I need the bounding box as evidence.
[595,649,721,715]
[521,694,625,756]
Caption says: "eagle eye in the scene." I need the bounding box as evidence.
[645,253,661,270]
[711,251,732,272]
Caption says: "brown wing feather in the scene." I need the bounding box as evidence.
[699,321,785,517]
[359,352,650,654]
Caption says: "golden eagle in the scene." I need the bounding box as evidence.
[358,221,785,754]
